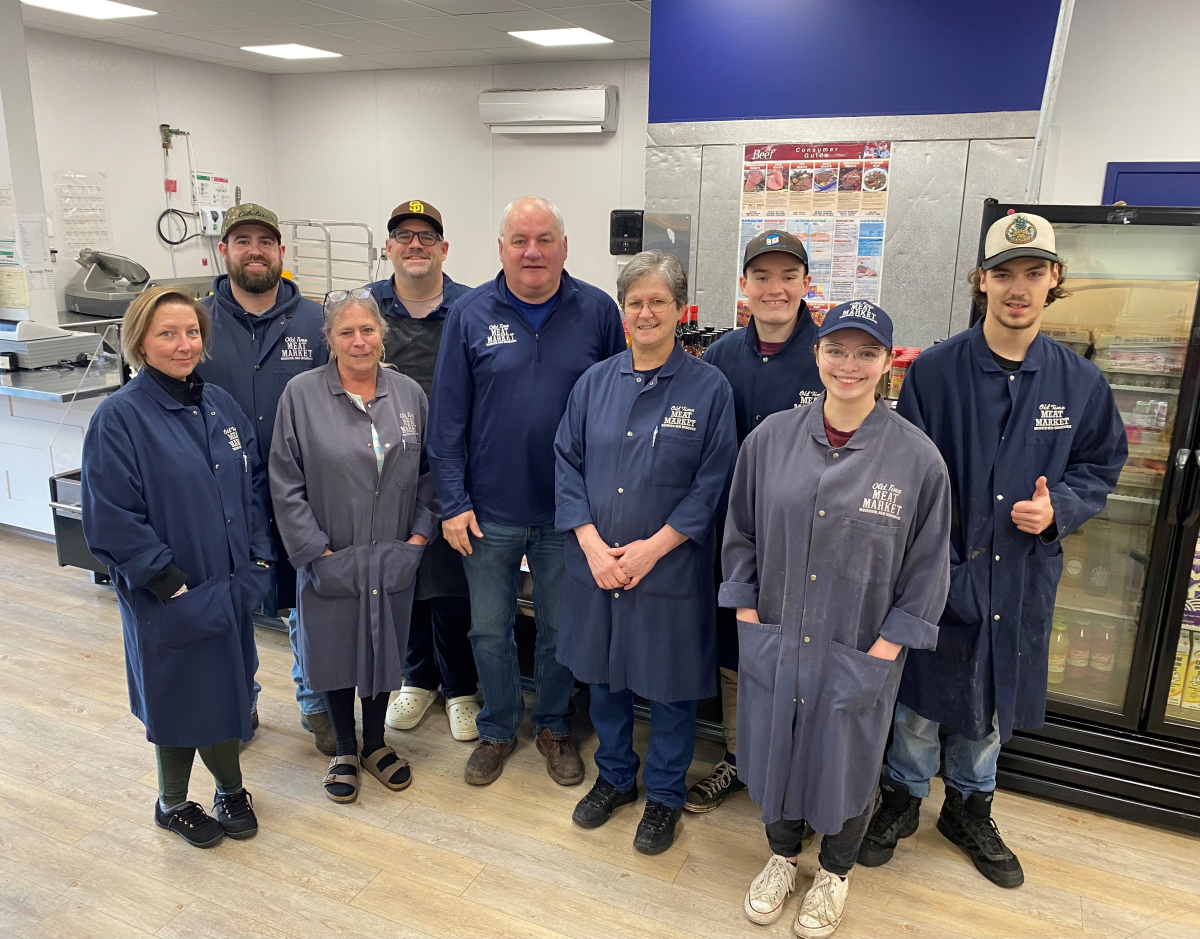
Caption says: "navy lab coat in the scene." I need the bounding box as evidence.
[555,343,738,702]
[702,306,823,444]
[81,370,273,747]
[896,321,1127,741]
[429,271,626,528]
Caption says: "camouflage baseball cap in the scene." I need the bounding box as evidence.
[221,202,281,241]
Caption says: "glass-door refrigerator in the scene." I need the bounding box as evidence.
[972,202,1200,832]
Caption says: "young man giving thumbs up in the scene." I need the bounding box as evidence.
[856,213,1127,887]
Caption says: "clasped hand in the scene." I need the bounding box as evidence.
[577,524,666,591]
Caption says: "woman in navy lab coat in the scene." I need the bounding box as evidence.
[722,301,950,938]
[554,251,737,855]
[82,285,273,850]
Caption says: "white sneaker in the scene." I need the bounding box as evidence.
[793,867,850,939]
[744,854,797,925]
[385,686,437,731]
[444,694,483,742]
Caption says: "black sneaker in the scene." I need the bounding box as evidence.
[684,759,746,814]
[936,786,1024,888]
[573,777,638,829]
[858,774,921,867]
[213,789,258,840]
[155,800,225,849]
[633,800,682,855]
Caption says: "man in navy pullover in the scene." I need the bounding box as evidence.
[429,196,626,787]
[197,202,335,755]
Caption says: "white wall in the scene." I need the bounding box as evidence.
[1041,0,1200,204]
[270,58,648,296]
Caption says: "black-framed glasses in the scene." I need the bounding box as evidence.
[323,287,373,309]
[390,230,442,246]
[818,343,888,365]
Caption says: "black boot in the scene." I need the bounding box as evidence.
[573,777,638,829]
[857,774,921,867]
[937,786,1024,888]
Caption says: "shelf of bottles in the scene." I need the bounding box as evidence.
[1164,532,1200,726]
[1042,223,1200,713]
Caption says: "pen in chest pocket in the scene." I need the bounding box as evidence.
[242,453,248,472]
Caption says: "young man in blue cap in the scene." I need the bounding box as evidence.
[687,229,823,814]
[858,212,1127,888]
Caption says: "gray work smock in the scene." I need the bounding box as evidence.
[719,395,951,833]
[269,362,439,696]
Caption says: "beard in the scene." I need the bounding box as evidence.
[229,255,283,294]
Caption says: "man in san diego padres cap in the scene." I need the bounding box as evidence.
[683,229,824,818]
[858,211,1127,888]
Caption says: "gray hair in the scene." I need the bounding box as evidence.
[616,251,688,309]
[323,293,389,364]
[498,196,566,239]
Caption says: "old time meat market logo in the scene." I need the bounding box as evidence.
[1034,403,1072,431]
[860,483,903,520]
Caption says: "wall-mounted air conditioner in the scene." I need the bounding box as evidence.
[478,86,619,135]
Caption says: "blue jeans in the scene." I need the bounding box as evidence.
[286,607,326,715]
[589,683,697,809]
[461,520,574,743]
[884,702,1001,798]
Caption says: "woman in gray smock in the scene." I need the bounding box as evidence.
[721,301,950,939]
[270,290,439,803]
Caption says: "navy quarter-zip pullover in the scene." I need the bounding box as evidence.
[428,270,626,528]
[702,306,823,444]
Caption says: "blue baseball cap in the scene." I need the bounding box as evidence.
[817,300,893,349]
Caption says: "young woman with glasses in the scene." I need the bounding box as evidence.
[721,300,951,937]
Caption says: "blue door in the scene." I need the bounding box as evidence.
[1103,162,1200,207]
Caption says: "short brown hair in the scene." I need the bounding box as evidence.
[122,286,210,371]
[969,260,1070,312]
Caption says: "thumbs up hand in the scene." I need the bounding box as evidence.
[1011,475,1055,534]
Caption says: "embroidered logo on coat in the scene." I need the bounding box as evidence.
[796,389,821,407]
[486,323,517,346]
[398,411,417,436]
[860,483,903,520]
[1034,403,1071,430]
[223,427,243,451]
[661,406,697,432]
[280,336,313,361]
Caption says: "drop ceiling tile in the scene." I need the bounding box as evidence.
[181,28,276,47]
[419,48,509,65]
[321,55,388,69]
[386,15,518,49]
[317,20,460,50]
[310,0,447,18]
[357,50,448,67]
[545,2,648,41]
[117,12,217,32]
[479,44,584,63]
[557,38,644,59]
[208,0,365,25]
[410,0,530,12]
[624,38,649,54]
[241,24,396,53]
[459,10,574,31]
[24,13,167,39]
[140,0,288,30]
[633,0,648,9]
[519,0,625,8]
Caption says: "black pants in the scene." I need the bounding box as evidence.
[403,596,478,699]
[766,808,872,877]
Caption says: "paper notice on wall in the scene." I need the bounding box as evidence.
[15,215,52,267]
[738,141,892,325]
[0,187,14,241]
[192,172,231,207]
[55,171,112,254]
[0,267,30,308]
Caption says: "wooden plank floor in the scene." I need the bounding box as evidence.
[0,529,1196,939]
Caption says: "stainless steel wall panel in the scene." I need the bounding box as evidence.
[949,138,1036,335]
[648,111,1040,149]
[694,145,744,327]
[876,139,969,350]
[644,145,702,301]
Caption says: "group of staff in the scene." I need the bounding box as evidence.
[80,196,1127,939]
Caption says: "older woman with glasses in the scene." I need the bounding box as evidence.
[554,251,738,855]
[725,300,951,937]
[270,288,439,803]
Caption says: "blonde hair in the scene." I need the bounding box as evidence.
[122,285,210,371]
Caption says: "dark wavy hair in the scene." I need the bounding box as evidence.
[968,260,1070,312]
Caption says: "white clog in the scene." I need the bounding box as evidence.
[444,694,483,742]
[385,686,437,731]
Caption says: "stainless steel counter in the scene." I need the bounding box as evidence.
[0,361,122,401]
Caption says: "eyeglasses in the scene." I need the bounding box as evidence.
[623,298,676,314]
[324,287,373,309]
[390,230,442,246]
[819,343,887,365]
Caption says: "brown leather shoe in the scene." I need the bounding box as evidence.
[464,738,517,786]
[536,728,584,786]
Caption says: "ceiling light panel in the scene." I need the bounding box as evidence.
[508,27,613,46]
[241,43,342,58]
[21,0,155,19]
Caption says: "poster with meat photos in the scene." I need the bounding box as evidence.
[737,142,892,325]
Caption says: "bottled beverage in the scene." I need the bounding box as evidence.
[1061,533,1086,588]
[1047,620,1070,685]
[1084,523,1113,598]
[1168,630,1191,708]
[1183,631,1200,712]
[1088,627,1117,687]
[1065,623,1092,684]
[1116,623,1136,671]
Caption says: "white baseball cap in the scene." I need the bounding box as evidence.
[982,212,1061,270]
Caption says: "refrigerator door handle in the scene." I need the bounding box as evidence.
[1165,448,1193,523]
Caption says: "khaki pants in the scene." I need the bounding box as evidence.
[720,666,738,755]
